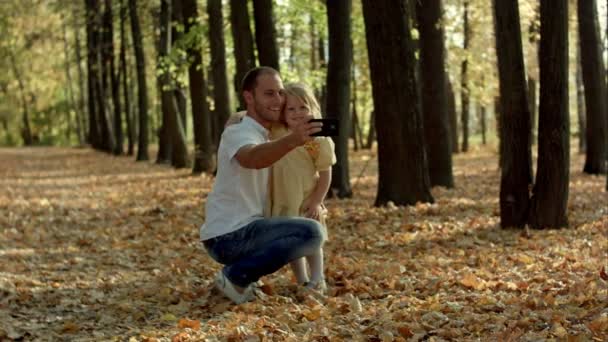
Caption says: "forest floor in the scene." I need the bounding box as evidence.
[0,145,606,342]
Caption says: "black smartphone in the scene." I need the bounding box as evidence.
[309,118,339,137]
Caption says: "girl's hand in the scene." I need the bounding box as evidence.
[302,200,324,221]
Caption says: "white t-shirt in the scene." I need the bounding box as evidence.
[200,116,270,241]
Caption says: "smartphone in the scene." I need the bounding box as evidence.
[309,118,339,137]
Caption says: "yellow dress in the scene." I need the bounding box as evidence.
[265,125,336,240]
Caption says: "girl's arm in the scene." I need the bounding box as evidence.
[302,168,332,219]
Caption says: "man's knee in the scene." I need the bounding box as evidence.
[297,218,323,242]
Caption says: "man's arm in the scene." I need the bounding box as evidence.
[235,120,322,169]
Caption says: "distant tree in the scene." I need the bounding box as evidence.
[576,37,586,153]
[460,0,470,152]
[326,0,353,198]
[182,0,214,174]
[119,0,134,155]
[362,0,434,206]
[85,0,101,149]
[416,0,454,188]
[230,0,256,110]
[528,0,569,229]
[577,0,607,174]
[207,0,231,146]
[253,0,279,70]
[492,0,532,229]
[129,0,150,161]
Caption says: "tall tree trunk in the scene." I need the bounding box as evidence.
[252,0,279,70]
[493,0,533,229]
[230,0,256,110]
[578,0,607,174]
[119,0,134,155]
[62,14,77,143]
[99,0,116,153]
[171,0,188,137]
[183,0,214,174]
[416,0,454,188]
[129,0,150,161]
[527,77,536,145]
[529,0,569,229]
[362,0,434,206]
[365,110,376,149]
[74,9,87,145]
[207,0,232,147]
[103,0,123,155]
[85,0,101,148]
[460,0,470,152]
[447,78,458,153]
[576,37,586,153]
[326,0,353,198]
[479,105,486,145]
[8,51,33,146]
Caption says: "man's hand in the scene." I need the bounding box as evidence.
[287,116,322,146]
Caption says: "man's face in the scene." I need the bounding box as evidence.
[245,73,285,125]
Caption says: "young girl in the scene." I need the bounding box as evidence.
[267,83,336,292]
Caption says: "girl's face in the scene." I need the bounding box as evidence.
[284,94,311,128]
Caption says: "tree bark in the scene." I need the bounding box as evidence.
[447,78,458,153]
[528,0,569,229]
[460,0,470,152]
[74,8,87,145]
[182,0,214,174]
[103,0,123,155]
[207,0,232,146]
[252,0,279,70]
[119,0,134,155]
[230,0,256,110]
[493,0,533,229]
[577,0,607,174]
[479,105,486,145]
[576,37,586,153]
[61,13,77,144]
[326,0,353,198]
[416,0,454,188]
[362,0,434,206]
[99,0,116,153]
[129,0,150,161]
[85,0,101,148]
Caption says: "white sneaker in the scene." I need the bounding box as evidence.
[214,270,254,304]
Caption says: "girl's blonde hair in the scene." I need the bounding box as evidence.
[283,82,322,119]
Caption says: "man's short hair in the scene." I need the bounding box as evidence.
[241,66,280,93]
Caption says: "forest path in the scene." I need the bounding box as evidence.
[0,146,606,340]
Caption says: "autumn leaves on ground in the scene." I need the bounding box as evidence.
[0,146,606,341]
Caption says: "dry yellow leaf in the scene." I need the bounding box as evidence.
[177,318,200,331]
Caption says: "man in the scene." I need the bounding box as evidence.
[200,66,324,304]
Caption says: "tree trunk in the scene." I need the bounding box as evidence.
[230,0,256,110]
[576,37,586,153]
[129,0,150,161]
[479,105,486,145]
[8,51,33,146]
[171,0,188,137]
[98,0,116,153]
[528,0,569,229]
[103,0,123,155]
[74,9,87,145]
[326,0,353,198]
[493,0,533,229]
[362,0,434,206]
[577,0,607,174]
[252,0,279,70]
[207,0,232,146]
[527,77,536,145]
[85,0,101,148]
[183,0,214,174]
[119,0,134,155]
[62,14,77,144]
[460,0,470,153]
[447,78,458,153]
[416,0,454,188]
[365,110,376,149]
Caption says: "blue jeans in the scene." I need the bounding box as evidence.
[203,217,323,288]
